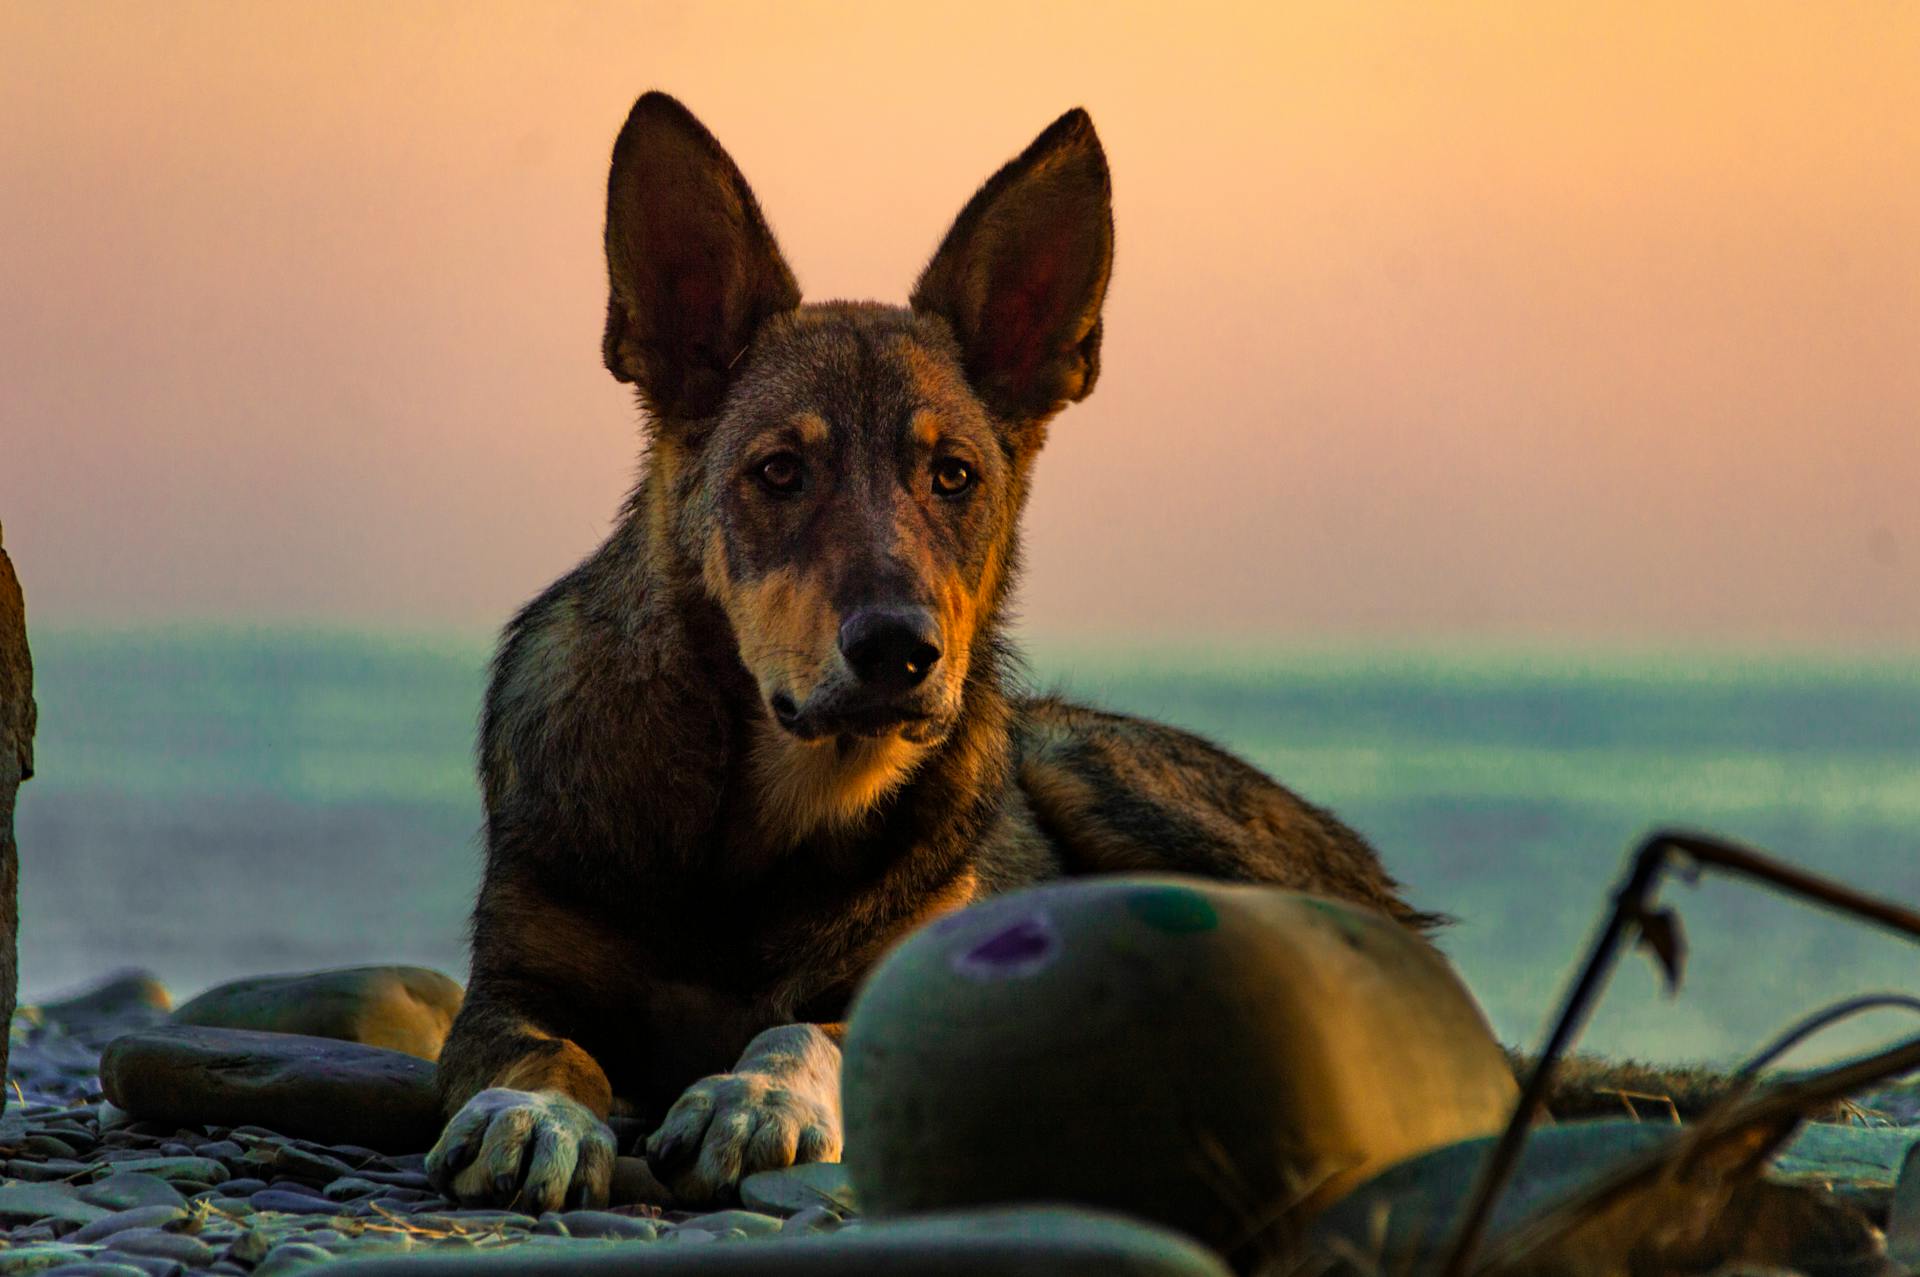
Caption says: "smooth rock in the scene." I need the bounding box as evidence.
[681,1210,782,1237]
[1772,1122,1919,1186]
[0,1245,90,1275]
[318,1205,1232,1274]
[34,1265,157,1277]
[1889,1139,1920,1268]
[843,877,1517,1261]
[556,1210,660,1240]
[252,1242,335,1275]
[0,526,30,1113]
[173,968,463,1062]
[98,1026,442,1152]
[247,1190,340,1216]
[99,1230,216,1266]
[783,1206,843,1234]
[739,1164,857,1217]
[0,1183,112,1227]
[609,1156,672,1207]
[31,972,173,1028]
[99,1158,229,1188]
[68,1208,189,1243]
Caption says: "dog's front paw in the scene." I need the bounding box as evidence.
[644,1023,843,1204]
[426,1087,617,1213]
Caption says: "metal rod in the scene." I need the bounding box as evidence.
[1436,827,1920,1277]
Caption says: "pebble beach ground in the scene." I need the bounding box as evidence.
[7,970,1920,1276]
[1,975,855,1275]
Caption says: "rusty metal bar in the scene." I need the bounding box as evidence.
[1437,828,1920,1277]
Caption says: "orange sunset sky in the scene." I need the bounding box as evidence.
[2,2,1915,643]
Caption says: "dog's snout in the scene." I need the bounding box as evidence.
[839,608,942,691]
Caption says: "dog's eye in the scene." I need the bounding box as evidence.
[931,458,974,496]
[758,453,805,495]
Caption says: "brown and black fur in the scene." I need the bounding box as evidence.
[432,92,1436,1209]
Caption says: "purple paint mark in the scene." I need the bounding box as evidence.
[951,910,1060,981]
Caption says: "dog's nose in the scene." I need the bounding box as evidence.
[839,607,942,691]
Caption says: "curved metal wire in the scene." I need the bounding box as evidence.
[1734,993,1920,1080]
[1438,828,1920,1277]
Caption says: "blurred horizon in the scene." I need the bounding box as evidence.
[16,625,1920,1065]
[4,2,1916,644]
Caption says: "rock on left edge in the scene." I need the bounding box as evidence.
[0,521,35,1113]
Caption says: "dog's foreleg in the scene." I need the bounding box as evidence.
[643,1022,845,1205]
[427,990,619,1213]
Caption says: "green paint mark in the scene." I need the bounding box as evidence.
[1126,886,1218,934]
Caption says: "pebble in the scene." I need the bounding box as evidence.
[680,1209,784,1237]
[785,1205,845,1234]
[555,1210,659,1240]
[87,1258,184,1277]
[98,1158,229,1187]
[250,1243,335,1276]
[98,1027,442,1153]
[76,1177,186,1214]
[171,967,463,1062]
[67,1207,188,1244]
[740,1162,859,1217]
[246,1190,340,1216]
[0,1184,112,1228]
[98,1229,217,1266]
[0,1245,91,1274]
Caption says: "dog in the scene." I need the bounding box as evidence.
[424,91,1438,1213]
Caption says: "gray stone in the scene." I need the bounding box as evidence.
[6,1160,94,1182]
[68,1208,189,1243]
[22,1136,78,1160]
[783,1205,843,1234]
[31,972,173,1029]
[555,1210,659,1240]
[173,967,463,1062]
[314,1205,1233,1274]
[739,1163,857,1217]
[608,1156,671,1207]
[0,1246,91,1275]
[98,1158,230,1188]
[0,527,31,1112]
[680,1210,782,1238]
[0,1183,112,1228]
[99,1230,216,1266]
[1889,1139,1920,1269]
[34,1265,158,1277]
[1771,1121,1918,1186]
[99,1026,443,1153]
[252,1242,336,1275]
[247,1190,340,1216]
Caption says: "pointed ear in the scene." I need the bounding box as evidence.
[911,109,1114,423]
[602,92,801,419]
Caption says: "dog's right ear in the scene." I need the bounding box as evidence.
[602,92,801,420]
[911,109,1113,425]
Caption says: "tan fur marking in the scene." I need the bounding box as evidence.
[750,722,930,846]
[793,412,831,446]
[909,409,941,449]
[493,1029,615,1117]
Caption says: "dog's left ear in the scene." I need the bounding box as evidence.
[911,109,1114,424]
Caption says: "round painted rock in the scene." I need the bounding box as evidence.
[841,875,1518,1261]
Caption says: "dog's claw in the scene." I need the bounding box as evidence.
[427,1088,615,1214]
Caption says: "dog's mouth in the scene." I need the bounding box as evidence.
[769,691,938,742]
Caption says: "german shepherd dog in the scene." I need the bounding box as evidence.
[425,92,1437,1213]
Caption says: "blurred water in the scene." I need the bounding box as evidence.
[15,628,1919,1066]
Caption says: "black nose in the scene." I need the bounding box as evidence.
[839,608,942,691]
